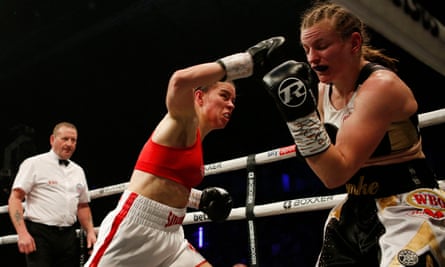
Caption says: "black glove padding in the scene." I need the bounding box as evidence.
[247,36,286,79]
[216,36,285,81]
[262,60,319,122]
[263,60,330,157]
[199,187,233,222]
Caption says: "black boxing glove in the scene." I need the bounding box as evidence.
[188,187,233,222]
[263,60,319,120]
[247,36,286,79]
[263,60,330,157]
[216,36,285,81]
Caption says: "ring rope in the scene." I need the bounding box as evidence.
[0,108,444,246]
[183,193,349,225]
[2,181,444,245]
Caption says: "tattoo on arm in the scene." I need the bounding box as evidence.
[14,210,23,225]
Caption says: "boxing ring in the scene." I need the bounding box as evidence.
[0,108,444,266]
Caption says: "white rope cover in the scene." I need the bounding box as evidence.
[0,108,444,245]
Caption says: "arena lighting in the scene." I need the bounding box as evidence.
[281,173,291,192]
[198,226,204,248]
[332,0,445,76]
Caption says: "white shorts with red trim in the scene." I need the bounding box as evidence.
[85,190,208,267]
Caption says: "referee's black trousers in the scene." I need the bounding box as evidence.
[25,220,79,267]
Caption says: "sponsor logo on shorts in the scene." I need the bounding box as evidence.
[165,211,185,227]
[406,189,445,219]
[397,249,419,266]
[345,175,379,196]
[407,209,445,219]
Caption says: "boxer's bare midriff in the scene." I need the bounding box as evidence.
[127,169,190,209]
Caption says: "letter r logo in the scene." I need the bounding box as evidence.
[278,77,307,108]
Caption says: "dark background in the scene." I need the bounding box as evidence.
[0,0,444,266]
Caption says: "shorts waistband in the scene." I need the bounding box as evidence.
[345,159,439,198]
[120,190,186,231]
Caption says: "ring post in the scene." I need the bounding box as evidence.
[246,154,259,267]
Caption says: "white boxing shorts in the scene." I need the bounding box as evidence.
[85,190,208,267]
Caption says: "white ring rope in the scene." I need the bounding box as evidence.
[183,193,349,225]
[418,108,445,128]
[0,108,444,246]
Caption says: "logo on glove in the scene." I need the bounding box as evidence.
[277,77,308,107]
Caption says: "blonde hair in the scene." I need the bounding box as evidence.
[300,1,398,71]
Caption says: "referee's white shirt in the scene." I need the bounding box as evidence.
[12,149,90,227]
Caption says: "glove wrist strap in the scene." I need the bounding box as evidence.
[187,188,202,209]
[287,111,331,157]
[216,52,253,81]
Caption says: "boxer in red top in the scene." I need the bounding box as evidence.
[85,36,285,267]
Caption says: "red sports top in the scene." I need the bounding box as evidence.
[134,130,204,189]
